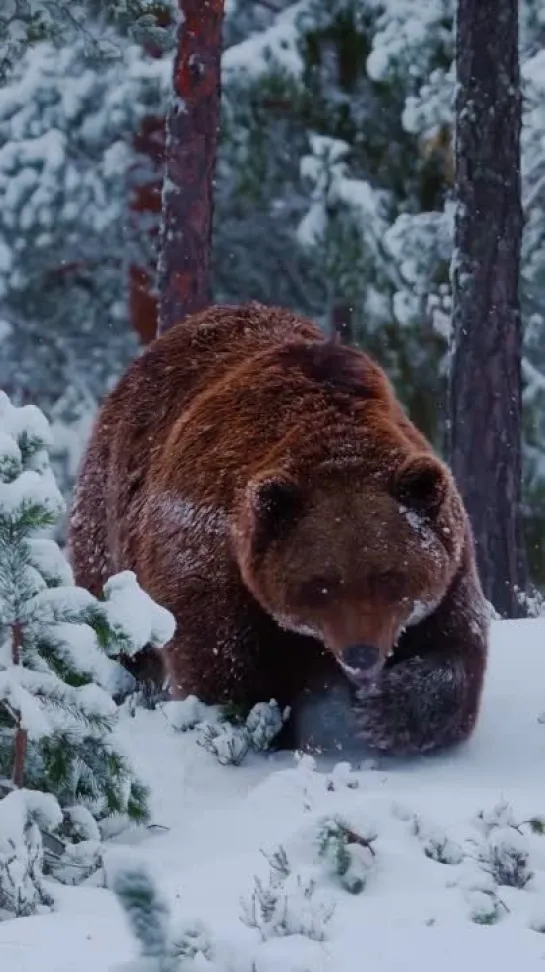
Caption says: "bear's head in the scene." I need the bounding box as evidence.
[232,452,466,686]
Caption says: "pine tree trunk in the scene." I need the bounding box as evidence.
[157,0,224,336]
[129,115,164,345]
[129,7,172,346]
[11,621,27,788]
[331,302,354,345]
[449,0,526,618]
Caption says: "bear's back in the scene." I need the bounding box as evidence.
[109,302,321,448]
[68,302,320,591]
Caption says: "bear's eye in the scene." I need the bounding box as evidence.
[299,575,341,606]
[370,570,404,593]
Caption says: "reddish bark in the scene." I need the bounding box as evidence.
[12,726,27,790]
[157,0,225,336]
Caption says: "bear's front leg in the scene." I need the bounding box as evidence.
[353,560,489,756]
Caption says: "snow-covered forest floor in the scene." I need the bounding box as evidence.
[1,618,545,972]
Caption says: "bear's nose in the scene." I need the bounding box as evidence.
[341,643,381,673]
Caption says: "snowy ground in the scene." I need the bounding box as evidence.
[2,618,545,971]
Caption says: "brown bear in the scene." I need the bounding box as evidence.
[68,301,489,755]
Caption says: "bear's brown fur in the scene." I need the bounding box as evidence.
[68,302,489,755]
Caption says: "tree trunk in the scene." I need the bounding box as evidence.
[129,115,165,345]
[157,0,224,336]
[129,6,172,346]
[330,302,354,345]
[449,0,526,617]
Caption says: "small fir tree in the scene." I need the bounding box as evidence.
[197,699,289,766]
[0,392,175,867]
[315,815,377,894]
[240,844,335,943]
[0,787,60,919]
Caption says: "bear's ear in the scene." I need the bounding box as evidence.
[391,454,447,516]
[246,472,303,534]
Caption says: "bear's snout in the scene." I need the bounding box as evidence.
[339,643,383,683]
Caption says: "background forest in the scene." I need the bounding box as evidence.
[2,0,545,584]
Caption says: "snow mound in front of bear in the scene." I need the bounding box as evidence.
[1,617,545,972]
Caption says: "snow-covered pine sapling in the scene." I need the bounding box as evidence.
[0,394,173,849]
[315,815,377,894]
[476,827,533,889]
[240,845,334,942]
[218,700,251,726]
[110,854,216,972]
[99,570,176,709]
[466,888,505,926]
[245,700,290,750]
[325,761,359,792]
[48,805,103,886]
[170,919,215,965]
[457,863,508,926]
[0,788,61,919]
[475,799,517,836]
[163,696,208,732]
[475,801,545,840]
[410,814,464,865]
[264,846,291,885]
[198,700,288,766]
[198,721,250,766]
[0,396,65,791]
[100,571,175,664]
[472,801,535,889]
